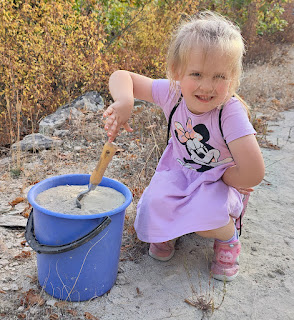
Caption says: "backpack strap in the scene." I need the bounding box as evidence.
[166,93,183,145]
[218,105,228,148]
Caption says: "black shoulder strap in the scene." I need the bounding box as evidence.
[166,93,183,145]
[219,105,228,147]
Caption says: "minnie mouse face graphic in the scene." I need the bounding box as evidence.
[175,118,232,172]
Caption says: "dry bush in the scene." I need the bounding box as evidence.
[0,0,293,150]
[0,0,110,147]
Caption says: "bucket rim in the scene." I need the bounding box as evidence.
[27,174,132,220]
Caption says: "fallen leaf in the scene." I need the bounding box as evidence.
[14,251,31,260]
[67,309,78,316]
[54,301,67,308]
[9,197,25,207]
[84,312,99,320]
[22,289,45,307]
[49,314,59,320]
[22,205,32,218]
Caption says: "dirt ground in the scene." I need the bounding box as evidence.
[0,45,293,320]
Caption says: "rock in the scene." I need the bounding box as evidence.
[134,98,152,107]
[0,205,11,214]
[46,299,57,307]
[39,108,83,135]
[39,91,104,135]
[5,242,13,249]
[0,259,9,266]
[70,91,104,112]
[0,215,27,228]
[53,129,70,137]
[8,203,28,215]
[74,146,82,152]
[10,283,18,291]
[11,133,62,152]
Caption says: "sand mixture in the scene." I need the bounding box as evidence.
[35,185,125,215]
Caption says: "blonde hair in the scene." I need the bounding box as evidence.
[167,11,250,115]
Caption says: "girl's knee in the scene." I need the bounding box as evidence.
[196,219,235,240]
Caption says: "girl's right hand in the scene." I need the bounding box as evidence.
[103,99,134,143]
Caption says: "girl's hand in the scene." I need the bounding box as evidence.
[235,187,254,195]
[103,99,133,143]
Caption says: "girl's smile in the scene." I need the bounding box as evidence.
[195,95,214,102]
[178,47,233,114]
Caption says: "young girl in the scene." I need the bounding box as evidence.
[103,11,265,281]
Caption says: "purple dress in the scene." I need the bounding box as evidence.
[134,79,256,243]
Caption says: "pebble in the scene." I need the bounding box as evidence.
[74,146,82,152]
[4,266,16,271]
[46,299,57,307]
[2,284,18,291]
[6,242,13,249]
[0,259,9,265]
[10,283,19,291]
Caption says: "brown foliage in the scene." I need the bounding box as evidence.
[0,0,293,148]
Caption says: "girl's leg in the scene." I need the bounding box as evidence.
[196,217,235,241]
[196,218,241,282]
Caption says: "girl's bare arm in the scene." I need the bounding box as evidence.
[222,134,265,189]
[103,70,154,142]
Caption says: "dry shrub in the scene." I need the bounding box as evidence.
[0,0,109,146]
[0,0,293,149]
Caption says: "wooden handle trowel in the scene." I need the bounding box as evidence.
[76,142,118,208]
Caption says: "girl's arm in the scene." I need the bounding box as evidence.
[222,134,265,189]
[103,70,154,142]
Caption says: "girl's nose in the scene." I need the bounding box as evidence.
[199,78,213,92]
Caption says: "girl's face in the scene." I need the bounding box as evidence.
[177,47,234,115]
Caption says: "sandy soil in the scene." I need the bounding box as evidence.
[0,46,293,320]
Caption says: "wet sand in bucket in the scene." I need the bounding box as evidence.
[36,185,125,215]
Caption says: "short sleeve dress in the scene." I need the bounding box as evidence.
[134,79,256,243]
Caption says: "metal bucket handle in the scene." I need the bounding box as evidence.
[25,209,111,254]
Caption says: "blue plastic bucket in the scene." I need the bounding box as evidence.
[26,174,132,301]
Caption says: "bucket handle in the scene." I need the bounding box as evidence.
[25,209,111,254]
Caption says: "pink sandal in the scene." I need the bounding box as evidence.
[211,240,241,281]
[149,239,176,261]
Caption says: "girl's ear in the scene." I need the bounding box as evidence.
[171,64,181,81]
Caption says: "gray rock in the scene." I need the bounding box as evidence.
[53,129,70,137]
[39,91,104,135]
[11,133,62,152]
[39,107,83,135]
[70,91,104,112]
[0,215,27,228]
[0,205,11,214]
[46,299,57,307]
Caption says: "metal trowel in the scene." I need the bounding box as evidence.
[76,142,118,208]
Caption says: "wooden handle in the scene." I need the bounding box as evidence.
[90,142,118,186]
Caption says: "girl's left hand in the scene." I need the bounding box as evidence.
[235,187,254,195]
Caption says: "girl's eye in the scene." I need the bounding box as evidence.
[215,74,226,80]
[191,72,201,77]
